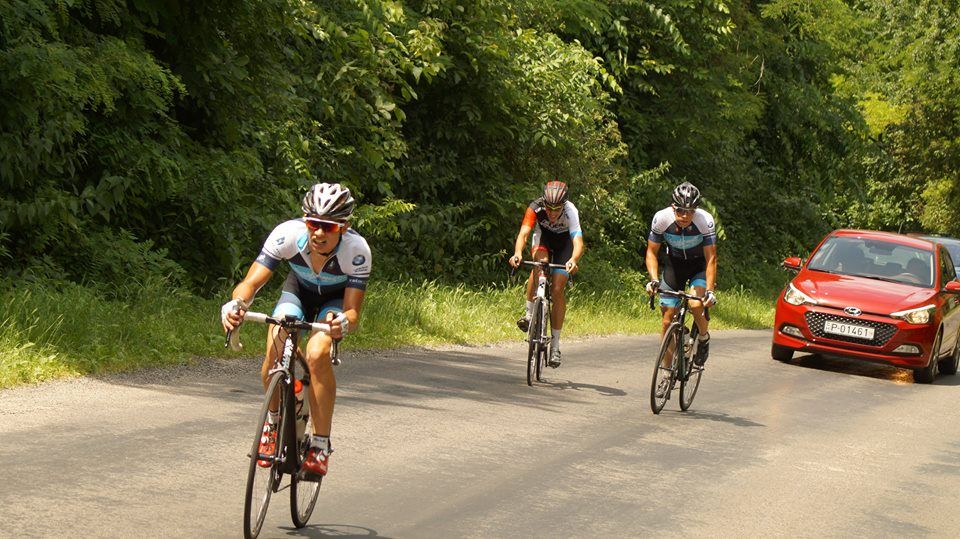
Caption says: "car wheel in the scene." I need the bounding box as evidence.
[939,333,960,375]
[771,343,794,362]
[914,330,942,384]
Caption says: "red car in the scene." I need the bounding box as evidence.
[772,229,960,383]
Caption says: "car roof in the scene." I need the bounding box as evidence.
[830,229,935,251]
[913,234,960,248]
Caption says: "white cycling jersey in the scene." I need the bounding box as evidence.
[255,219,372,293]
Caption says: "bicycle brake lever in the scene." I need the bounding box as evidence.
[648,294,655,310]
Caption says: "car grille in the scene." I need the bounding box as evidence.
[804,312,898,347]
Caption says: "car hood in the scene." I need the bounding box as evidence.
[793,271,936,314]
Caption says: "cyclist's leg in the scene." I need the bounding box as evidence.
[263,273,306,406]
[687,265,709,336]
[547,232,573,332]
[659,262,683,368]
[304,299,342,438]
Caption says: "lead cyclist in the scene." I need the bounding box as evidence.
[645,182,718,371]
[221,183,371,479]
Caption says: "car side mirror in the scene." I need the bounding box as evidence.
[943,280,960,294]
[783,256,802,271]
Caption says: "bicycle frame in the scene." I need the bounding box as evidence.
[651,290,701,380]
[227,313,340,476]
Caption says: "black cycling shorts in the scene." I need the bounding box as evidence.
[532,230,574,276]
[660,257,707,307]
[271,271,344,323]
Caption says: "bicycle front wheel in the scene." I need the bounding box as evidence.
[527,299,543,386]
[650,323,681,414]
[244,371,286,539]
[290,416,322,528]
[680,325,703,411]
[536,300,549,382]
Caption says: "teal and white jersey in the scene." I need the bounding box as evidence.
[255,219,371,293]
[648,207,717,259]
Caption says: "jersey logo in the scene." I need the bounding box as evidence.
[707,221,714,229]
[352,254,366,266]
[274,236,285,245]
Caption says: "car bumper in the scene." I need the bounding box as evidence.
[773,298,938,369]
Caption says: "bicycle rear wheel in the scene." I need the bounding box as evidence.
[650,323,681,414]
[290,413,322,528]
[527,299,543,386]
[244,371,286,539]
[680,324,703,411]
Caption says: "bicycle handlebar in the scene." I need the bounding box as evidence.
[509,259,570,279]
[648,289,707,310]
[225,311,333,352]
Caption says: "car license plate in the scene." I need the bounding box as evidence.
[823,320,875,340]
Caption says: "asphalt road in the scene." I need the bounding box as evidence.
[2,329,960,538]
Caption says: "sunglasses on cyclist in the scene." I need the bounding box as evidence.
[673,206,696,217]
[545,204,564,212]
[304,218,342,233]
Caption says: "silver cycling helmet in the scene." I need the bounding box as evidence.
[543,180,569,208]
[301,183,355,222]
[671,181,701,208]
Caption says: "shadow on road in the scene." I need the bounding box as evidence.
[664,409,765,428]
[99,344,635,413]
[784,353,916,384]
[542,378,627,396]
[280,523,394,538]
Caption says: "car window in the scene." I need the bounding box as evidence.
[808,236,935,287]
[940,247,956,283]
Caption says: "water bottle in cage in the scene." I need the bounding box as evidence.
[294,378,308,440]
[683,327,695,357]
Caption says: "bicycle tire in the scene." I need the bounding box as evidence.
[527,299,542,386]
[650,323,681,414]
[536,299,549,382]
[679,323,703,411]
[290,412,322,528]
[244,371,286,539]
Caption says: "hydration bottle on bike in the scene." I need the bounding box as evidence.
[294,378,308,440]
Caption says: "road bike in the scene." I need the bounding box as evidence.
[512,260,567,386]
[226,311,341,539]
[649,289,709,414]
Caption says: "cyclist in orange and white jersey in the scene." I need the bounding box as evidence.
[509,181,584,367]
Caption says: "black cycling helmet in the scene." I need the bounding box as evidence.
[671,181,701,209]
[301,183,355,222]
[543,180,569,208]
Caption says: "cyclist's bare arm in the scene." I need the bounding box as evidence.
[222,262,274,332]
[645,240,662,285]
[325,287,365,340]
[703,244,717,292]
[567,234,585,273]
[511,224,534,267]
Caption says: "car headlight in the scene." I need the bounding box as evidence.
[890,304,935,324]
[784,283,817,306]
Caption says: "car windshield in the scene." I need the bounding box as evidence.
[808,236,935,288]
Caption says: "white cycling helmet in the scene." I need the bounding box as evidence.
[301,183,355,222]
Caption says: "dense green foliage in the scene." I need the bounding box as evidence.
[3,0,958,292]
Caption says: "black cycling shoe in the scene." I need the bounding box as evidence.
[548,348,562,368]
[694,334,710,366]
[517,315,530,332]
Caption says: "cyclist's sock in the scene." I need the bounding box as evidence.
[698,332,710,342]
[551,329,562,350]
[268,410,280,425]
[525,300,534,317]
[311,434,331,453]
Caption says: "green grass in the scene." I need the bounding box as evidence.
[0,277,776,388]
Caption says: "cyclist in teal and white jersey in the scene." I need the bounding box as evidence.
[645,182,718,365]
[221,183,371,479]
